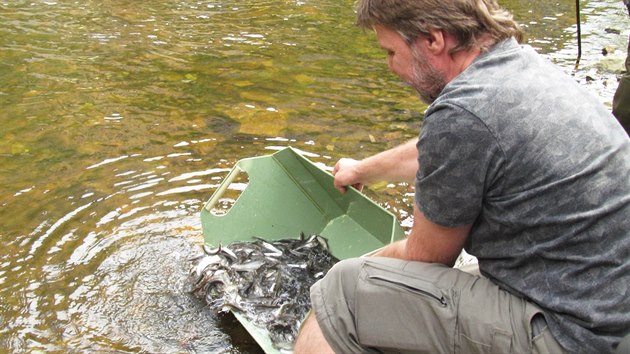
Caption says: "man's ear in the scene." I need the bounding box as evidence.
[416,29,446,55]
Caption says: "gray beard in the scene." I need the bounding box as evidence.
[409,48,447,104]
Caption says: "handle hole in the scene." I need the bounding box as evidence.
[209,170,249,216]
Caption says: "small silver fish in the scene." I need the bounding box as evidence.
[231,259,265,272]
[189,234,339,351]
[192,254,223,277]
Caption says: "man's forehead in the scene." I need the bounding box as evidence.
[374,25,397,46]
[374,25,413,52]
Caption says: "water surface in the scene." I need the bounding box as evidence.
[0,0,628,352]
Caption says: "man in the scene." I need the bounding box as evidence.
[294,0,630,353]
[613,0,630,134]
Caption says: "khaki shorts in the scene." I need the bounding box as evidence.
[310,257,566,354]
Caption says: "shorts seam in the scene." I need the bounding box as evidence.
[352,260,362,341]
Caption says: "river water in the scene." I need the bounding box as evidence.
[0,0,628,352]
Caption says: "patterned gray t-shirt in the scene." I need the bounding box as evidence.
[415,38,630,353]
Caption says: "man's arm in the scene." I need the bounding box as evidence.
[374,204,471,266]
[333,138,419,193]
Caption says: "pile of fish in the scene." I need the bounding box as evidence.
[189,233,339,351]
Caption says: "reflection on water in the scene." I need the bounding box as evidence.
[0,0,628,352]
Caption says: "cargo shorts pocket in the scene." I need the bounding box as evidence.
[531,316,566,354]
[460,327,511,354]
[354,261,458,353]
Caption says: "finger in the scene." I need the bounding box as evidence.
[332,160,342,175]
[334,181,347,193]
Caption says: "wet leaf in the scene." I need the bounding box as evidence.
[294,74,314,85]
[369,181,389,191]
[159,72,184,82]
[233,80,253,87]
[79,102,95,113]
[11,143,29,154]
[239,91,278,104]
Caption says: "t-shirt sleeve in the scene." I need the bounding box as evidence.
[415,103,503,227]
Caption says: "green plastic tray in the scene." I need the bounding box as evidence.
[200,147,405,353]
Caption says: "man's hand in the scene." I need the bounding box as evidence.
[331,138,420,193]
[333,158,365,193]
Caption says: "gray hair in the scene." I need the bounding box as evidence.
[356,0,524,53]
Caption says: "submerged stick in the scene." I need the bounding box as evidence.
[575,0,582,70]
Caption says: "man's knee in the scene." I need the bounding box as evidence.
[306,258,368,354]
[317,257,364,298]
[294,312,335,354]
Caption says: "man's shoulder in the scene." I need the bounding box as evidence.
[434,40,540,108]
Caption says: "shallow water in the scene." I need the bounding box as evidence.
[0,0,628,352]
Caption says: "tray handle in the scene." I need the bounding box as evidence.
[203,165,243,212]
